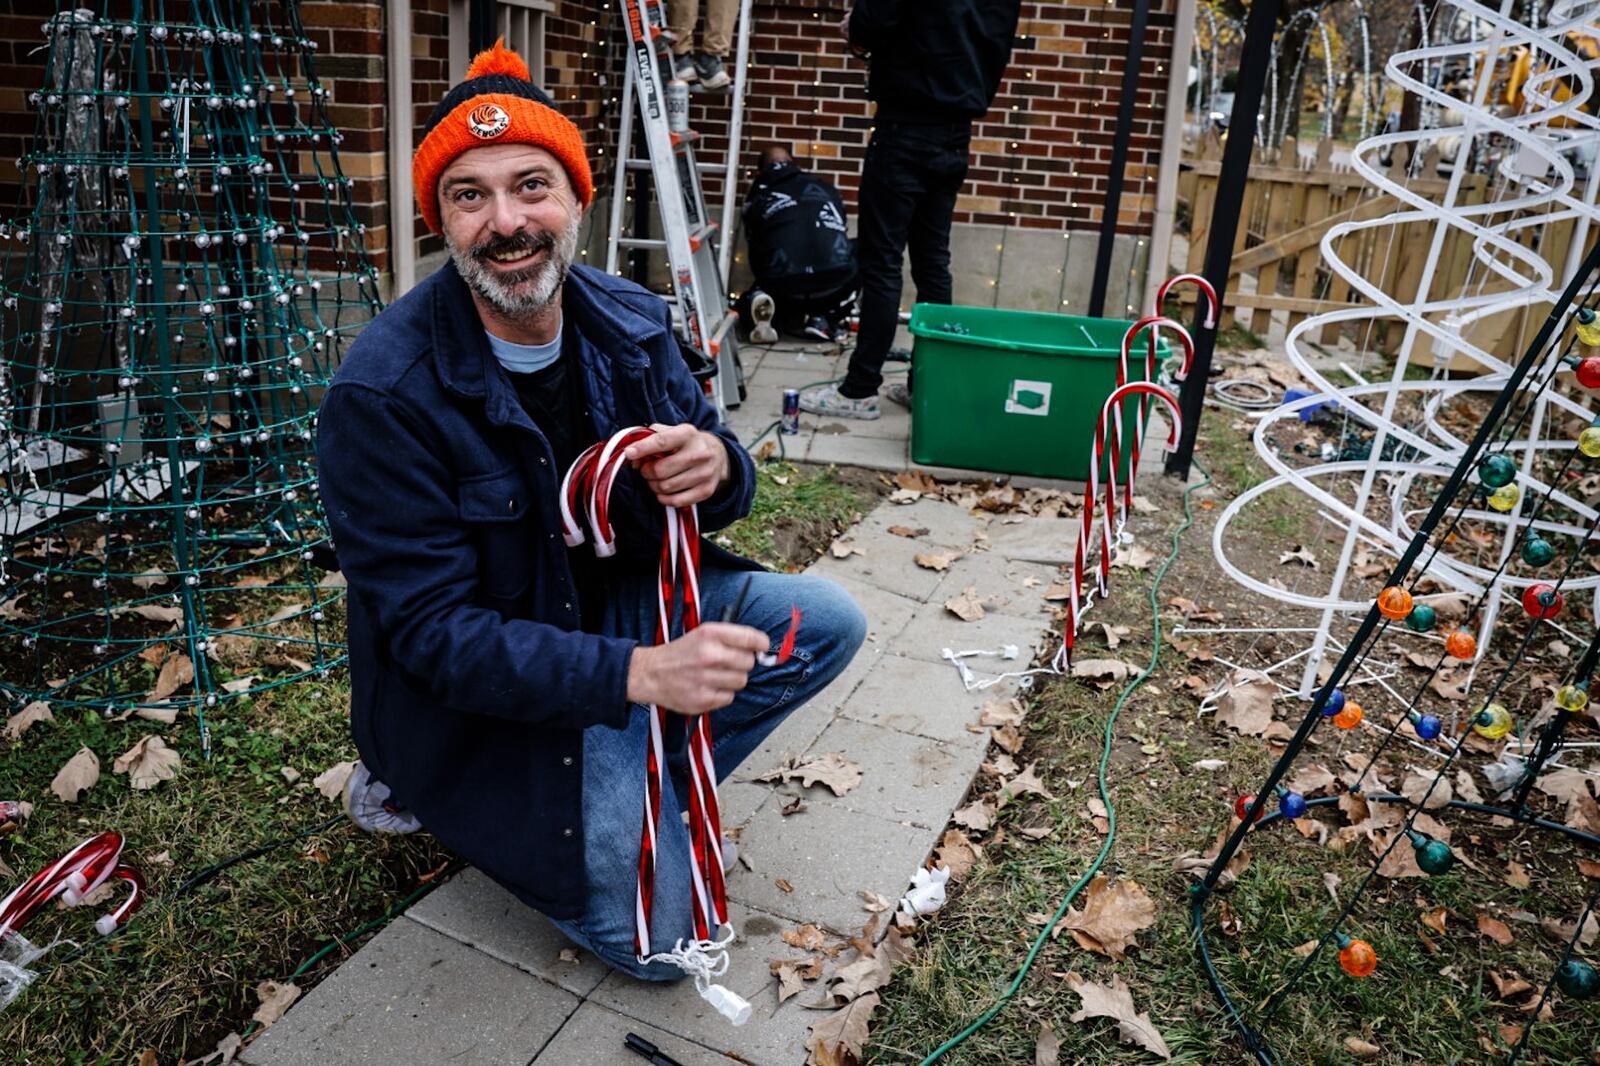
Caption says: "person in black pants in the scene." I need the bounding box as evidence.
[737,145,858,344]
[799,0,1021,421]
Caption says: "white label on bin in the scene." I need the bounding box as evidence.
[1005,380,1052,417]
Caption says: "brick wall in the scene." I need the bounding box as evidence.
[0,0,1179,280]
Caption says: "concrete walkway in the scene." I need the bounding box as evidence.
[240,488,1077,1066]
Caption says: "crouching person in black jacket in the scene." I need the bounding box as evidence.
[317,41,866,980]
[737,145,858,344]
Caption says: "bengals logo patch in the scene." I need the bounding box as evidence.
[467,102,510,139]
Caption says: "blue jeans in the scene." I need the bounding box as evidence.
[549,566,866,979]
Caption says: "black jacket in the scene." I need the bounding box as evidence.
[848,0,1022,124]
[741,161,854,290]
[317,262,757,919]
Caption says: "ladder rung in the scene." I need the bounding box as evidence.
[616,237,668,250]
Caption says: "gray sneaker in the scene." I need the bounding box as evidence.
[694,53,731,90]
[799,382,879,420]
[342,761,422,835]
[883,381,912,410]
[671,52,698,82]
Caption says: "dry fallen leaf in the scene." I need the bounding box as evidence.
[1060,875,1157,960]
[934,829,983,881]
[313,760,356,801]
[1070,659,1138,688]
[1478,913,1515,945]
[776,877,795,893]
[887,525,926,538]
[150,652,195,701]
[951,799,995,832]
[1214,669,1275,736]
[1034,1020,1061,1066]
[771,956,825,1003]
[1004,761,1056,802]
[1344,1037,1381,1059]
[1490,970,1534,1000]
[755,752,863,797]
[112,735,182,791]
[979,699,1025,728]
[1064,972,1172,1060]
[251,980,301,1028]
[1505,860,1531,890]
[829,539,860,559]
[3,701,53,741]
[806,991,879,1066]
[944,586,987,622]
[1421,906,1449,935]
[51,747,100,803]
[1278,545,1318,568]
[1111,543,1156,571]
[914,550,961,572]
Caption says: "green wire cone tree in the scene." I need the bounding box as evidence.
[0,3,381,751]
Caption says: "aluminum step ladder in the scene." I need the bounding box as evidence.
[606,0,750,410]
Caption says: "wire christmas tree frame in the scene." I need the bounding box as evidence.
[1194,240,1600,1063]
[0,2,379,753]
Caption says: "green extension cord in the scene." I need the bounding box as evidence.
[918,459,1212,1064]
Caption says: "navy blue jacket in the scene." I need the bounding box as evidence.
[316,261,757,919]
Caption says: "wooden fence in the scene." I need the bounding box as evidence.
[1175,134,1506,353]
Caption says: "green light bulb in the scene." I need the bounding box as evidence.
[1404,604,1436,632]
[1522,536,1555,567]
[1479,453,1517,488]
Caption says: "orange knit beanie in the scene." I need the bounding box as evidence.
[412,39,593,235]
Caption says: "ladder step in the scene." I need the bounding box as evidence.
[616,237,668,250]
[626,158,730,175]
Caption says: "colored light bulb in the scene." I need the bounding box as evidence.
[1409,711,1442,741]
[1404,604,1436,632]
[1488,483,1520,512]
[1336,934,1378,978]
[1334,702,1364,730]
[1523,583,1563,619]
[1557,959,1600,999]
[1445,630,1477,659]
[1579,356,1600,388]
[1377,586,1413,620]
[1321,688,1346,717]
[1578,307,1600,347]
[1234,794,1265,823]
[1278,790,1306,819]
[1473,703,1514,739]
[1580,424,1600,458]
[1557,684,1590,713]
[1407,830,1455,875]
[1478,453,1517,487]
[1522,536,1555,567]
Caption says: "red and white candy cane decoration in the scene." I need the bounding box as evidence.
[1064,383,1184,664]
[0,831,145,949]
[1111,316,1195,515]
[1156,272,1219,330]
[560,427,750,1026]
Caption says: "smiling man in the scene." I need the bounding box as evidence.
[316,41,865,979]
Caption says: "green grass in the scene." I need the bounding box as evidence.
[713,460,879,571]
[0,649,451,1065]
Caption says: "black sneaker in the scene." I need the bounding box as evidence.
[671,52,698,83]
[694,52,730,90]
[803,315,833,342]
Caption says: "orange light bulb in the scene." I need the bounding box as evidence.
[1444,630,1476,659]
[1377,586,1413,620]
[1334,702,1364,730]
[1339,937,1378,977]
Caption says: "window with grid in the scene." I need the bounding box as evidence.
[448,0,552,88]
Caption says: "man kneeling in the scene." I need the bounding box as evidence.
[317,41,866,979]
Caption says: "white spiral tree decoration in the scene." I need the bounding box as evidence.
[1213,0,1600,696]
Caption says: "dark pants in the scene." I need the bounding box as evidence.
[840,120,972,399]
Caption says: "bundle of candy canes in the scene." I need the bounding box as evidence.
[943,274,1218,688]
[0,830,146,1011]
[559,427,754,1025]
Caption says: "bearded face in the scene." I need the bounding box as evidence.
[448,206,580,319]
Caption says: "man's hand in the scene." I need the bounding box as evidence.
[627,623,772,716]
[622,423,732,508]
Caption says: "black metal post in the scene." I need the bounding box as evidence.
[469,0,497,53]
[1087,0,1152,319]
[1164,0,1283,479]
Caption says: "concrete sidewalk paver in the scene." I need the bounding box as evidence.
[405,867,610,997]
[532,1002,723,1065]
[799,716,984,830]
[838,652,993,743]
[239,919,578,1066]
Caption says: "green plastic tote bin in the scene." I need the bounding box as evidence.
[907,303,1170,481]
